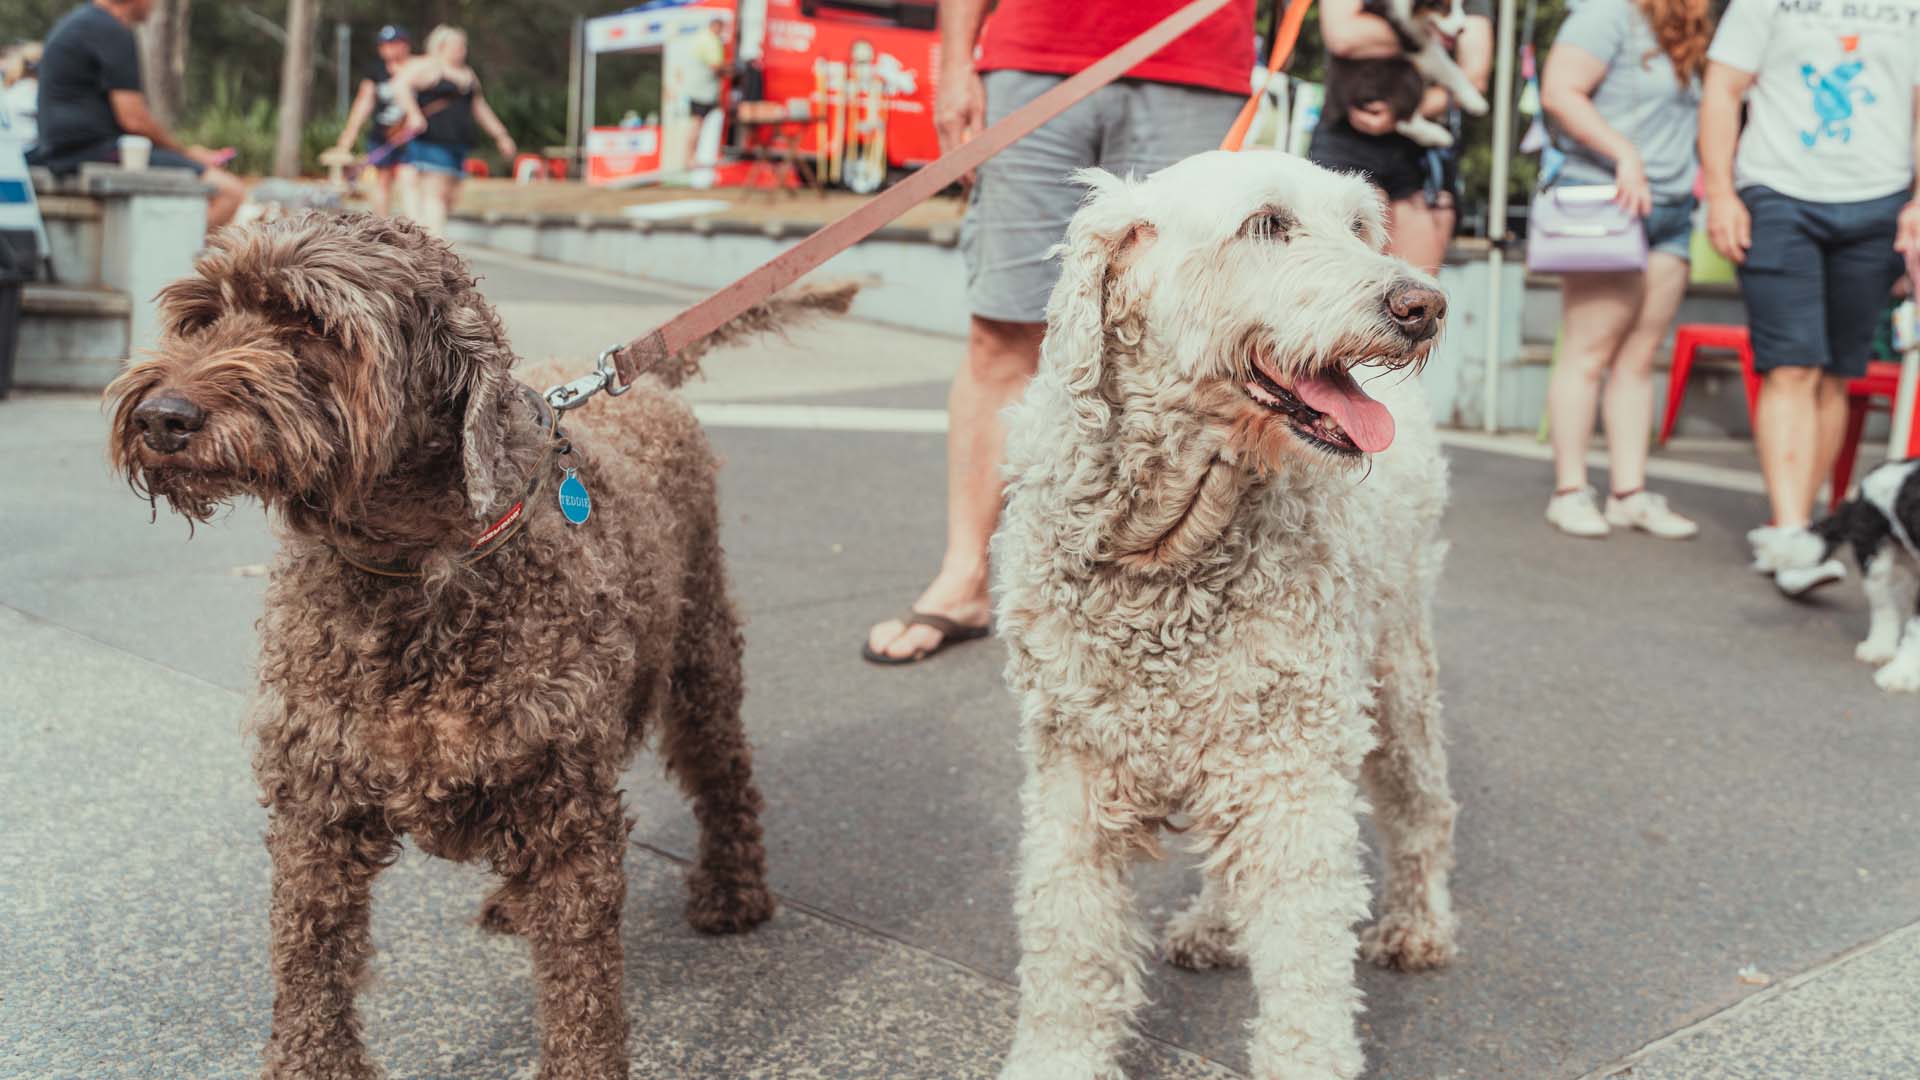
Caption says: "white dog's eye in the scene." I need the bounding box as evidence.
[1243,209,1296,243]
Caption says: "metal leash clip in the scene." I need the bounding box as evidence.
[544,347,634,413]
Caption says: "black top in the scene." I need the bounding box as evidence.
[417,76,476,148]
[363,62,405,143]
[36,3,141,156]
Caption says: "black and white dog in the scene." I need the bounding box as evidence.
[1324,0,1489,149]
[1790,460,1920,692]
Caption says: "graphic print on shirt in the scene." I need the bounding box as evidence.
[1801,36,1877,147]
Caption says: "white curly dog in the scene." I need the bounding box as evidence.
[993,150,1459,1080]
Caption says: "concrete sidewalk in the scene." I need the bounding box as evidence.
[3,248,1917,1080]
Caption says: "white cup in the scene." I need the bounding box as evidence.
[117,134,151,171]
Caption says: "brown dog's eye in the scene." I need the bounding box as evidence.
[1244,209,1296,242]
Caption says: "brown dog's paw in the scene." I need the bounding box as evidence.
[684,870,776,935]
[1359,910,1457,972]
[476,895,518,936]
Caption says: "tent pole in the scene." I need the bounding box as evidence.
[1481,0,1519,433]
[567,16,584,168]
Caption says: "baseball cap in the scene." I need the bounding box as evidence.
[375,25,409,44]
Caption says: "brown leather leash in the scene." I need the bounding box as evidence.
[604,0,1236,387]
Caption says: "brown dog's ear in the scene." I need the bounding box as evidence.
[1044,170,1150,437]
[459,366,509,517]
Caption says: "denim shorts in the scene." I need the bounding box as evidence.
[961,71,1242,323]
[404,139,466,176]
[1644,198,1694,260]
[1737,185,1906,378]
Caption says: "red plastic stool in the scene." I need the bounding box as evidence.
[1659,324,1758,444]
[545,157,570,181]
[1829,360,1920,510]
[463,159,490,178]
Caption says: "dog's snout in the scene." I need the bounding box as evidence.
[132,394,207,454]
[1385,283,1446,342]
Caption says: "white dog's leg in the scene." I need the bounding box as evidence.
[1359,616,1460,972]
[1856,553,1910,665]
[1872,613,1920,693]
[1000,752,1150,1080]
[1162,875,1243,971]
[1411,40,1489,116]
[1198,767,1369,1080]
[1395,115,1456,149]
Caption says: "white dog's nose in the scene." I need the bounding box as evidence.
[1386,284,1446,343]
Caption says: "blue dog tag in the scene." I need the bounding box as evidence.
[557,468,591,525]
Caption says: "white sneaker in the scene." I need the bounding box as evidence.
[1605,491,1699,540]
[1776,558,1848,598]
[1748,524,1825,573]
[1546,488,1610,538]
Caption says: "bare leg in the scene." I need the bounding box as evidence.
[1756,366,1826,527]
[1601,253,1690,493]
[1810,374,1852,508]
[1385,194,1451,276]
[370,166,395,217]
[415,172,454,235]
[260,813,396,1080]
[1000,750,1151,1080]
[489,788,632,1080]
[203,167,246,230]
[1548,272,1642,492]
[868,316,1044,659]
[1194,764,1371,1080]
[1358,605,1459,972]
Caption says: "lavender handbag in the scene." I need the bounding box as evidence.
[1526,184,1648,274]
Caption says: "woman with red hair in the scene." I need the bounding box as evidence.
[1539,0,1714,540]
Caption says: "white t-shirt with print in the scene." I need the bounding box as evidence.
[1708,0,1920,202]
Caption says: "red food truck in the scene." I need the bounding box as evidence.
[576,0,940,191]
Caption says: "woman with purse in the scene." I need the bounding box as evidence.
[1538,0,1713,539]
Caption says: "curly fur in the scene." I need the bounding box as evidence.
[104,213,850,1079]
[992,152,1460,1080]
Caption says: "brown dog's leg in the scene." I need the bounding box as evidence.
[261,813,396,1080]
[495,786,632,1080]
[659,580,774,935]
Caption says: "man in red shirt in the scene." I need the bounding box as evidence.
[865,0,1255,664]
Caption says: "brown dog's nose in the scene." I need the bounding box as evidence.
[1385,283,1447,342]
[132,394,207,454]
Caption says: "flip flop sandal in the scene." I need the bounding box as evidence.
[860,611,992,666]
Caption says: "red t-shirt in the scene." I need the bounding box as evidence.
[976,0,1257,97]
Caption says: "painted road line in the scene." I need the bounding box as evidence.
[692,403,950,434]
[1436,430,1768,495]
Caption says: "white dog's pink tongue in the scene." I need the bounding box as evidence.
[1292,372,1395,453]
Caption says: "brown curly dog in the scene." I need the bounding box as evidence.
[105,212,854,1079]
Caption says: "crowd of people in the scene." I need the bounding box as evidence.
[866,0,1920,662]
[4,1,516,238]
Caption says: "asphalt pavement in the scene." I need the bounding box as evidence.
[2,249,1916,1080]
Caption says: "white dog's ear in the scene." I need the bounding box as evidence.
[1044,169,1151,435]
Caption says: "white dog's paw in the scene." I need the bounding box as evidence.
[1396,117,1455,149]
[1873,659,1920,693]
[1162,913,1244,971]
[1455,85,1490,116]
[1856,637,1900,665]
[1360,910,1457,972]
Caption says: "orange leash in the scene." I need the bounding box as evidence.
[1219,0,1315,152]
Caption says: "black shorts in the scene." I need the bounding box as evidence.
[1737,185,1906,379]
[1307,118,1426,202]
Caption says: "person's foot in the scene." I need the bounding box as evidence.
[865,572,992,663]
[1546,487,1609,538]
[1776,558,1847,598]
[1748,524,1825,574]
[1605,490,1699,540]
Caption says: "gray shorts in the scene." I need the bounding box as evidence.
[1737,185,1906,378]
[961,70,1243,323]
